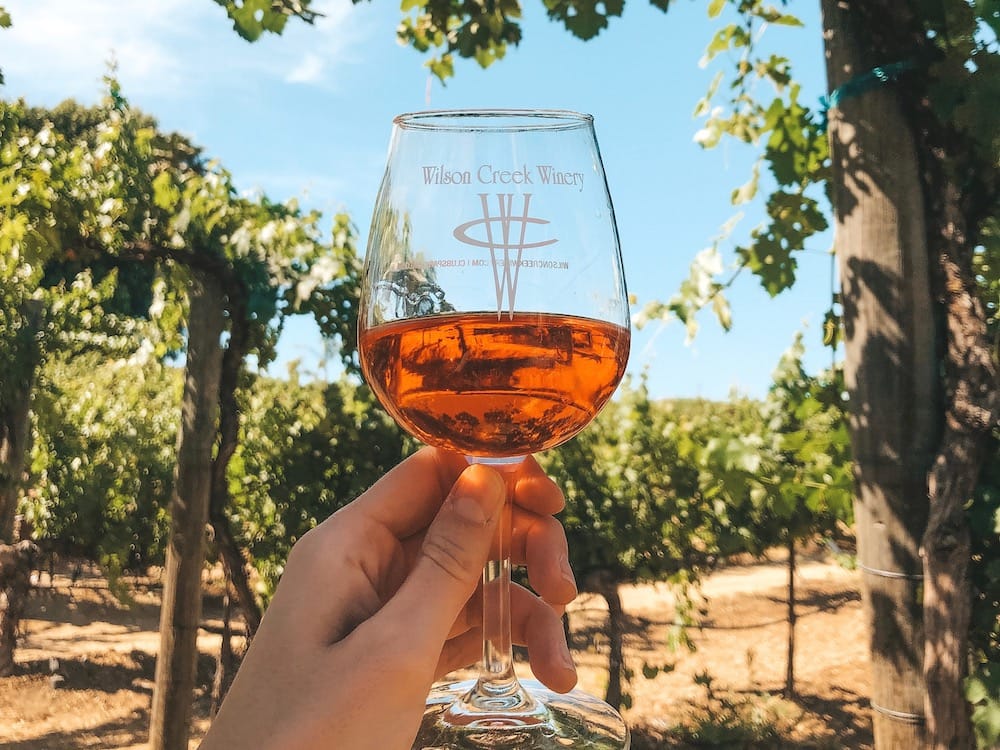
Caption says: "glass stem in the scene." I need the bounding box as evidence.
[479,466,519,693]
[458,456,540,718]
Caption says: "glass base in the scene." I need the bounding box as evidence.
[413,679,630,750]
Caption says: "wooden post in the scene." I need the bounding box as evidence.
[784,538,796,699]
[821,1,938,746]
[149,272,225,750]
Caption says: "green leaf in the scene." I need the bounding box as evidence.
[702,25,737,64]
[730,161,760,205]
[693,71,724,118]
[707,0,726,18]
[426,54,454,82]
[545,0,623,41]
[770,14,804,26]
[822,308,841,349]
[0,5,9,84]
[967,668,998,706]
[219,0,288,42]
[758,6,803,26]
[712,291,732,331]
[152,172,180,212]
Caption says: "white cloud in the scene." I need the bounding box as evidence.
[286,53,325,84]
[2,0,209,100]
[275,0,367,89]
[238,171,351,212]
[1,0,369,102]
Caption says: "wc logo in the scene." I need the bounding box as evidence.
[453,193,558,318]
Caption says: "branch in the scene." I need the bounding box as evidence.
[207,284,264,637]
[112,240,243,295]
[80,238,265,634]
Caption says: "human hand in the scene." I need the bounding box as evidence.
[200,447,578,750]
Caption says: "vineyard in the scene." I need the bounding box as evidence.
[3,549,869,749]
[2,0,999,748]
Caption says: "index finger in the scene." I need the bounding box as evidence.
[341,447,468,538]
[513,457,565,516]
[344,449,564,539]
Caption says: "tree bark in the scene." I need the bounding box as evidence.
[0,300,44,543]
[210,582,238,718]
[0,297,43,683]
[149,272,225,750]
[205,287,261,715]
[900,12,1000,744]
[208,289,262,641]
[0,540,38,676]
[821,2,938,746]
[587,570,625,710]
[823,2,1000,747]
[211,515,261,636]
[920,174,998,750]
[108,242,263,680]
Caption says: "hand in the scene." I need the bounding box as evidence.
[201,447,578,750]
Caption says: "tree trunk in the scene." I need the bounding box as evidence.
[920,160,998,750]
[784,537,796,699]
[586,570,625,710]
[210,582,237,718]
[0,300,43,676]
[149,272,225,750]
[209,290,262,640]
[821,2,937,746]
[0,540,37,676]
[0,300,44,543]
[210,515,261,638]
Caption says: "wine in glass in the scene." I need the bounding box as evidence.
[359,110,631,749]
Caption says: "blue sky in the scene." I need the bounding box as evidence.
[1,0,836,400]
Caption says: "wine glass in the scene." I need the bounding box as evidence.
[358,110,631,750]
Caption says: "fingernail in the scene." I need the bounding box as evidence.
[558,636,576,672]
[450,466,505,525]
[558,553,577,592]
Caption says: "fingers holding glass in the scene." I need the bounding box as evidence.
[436,582,576,693]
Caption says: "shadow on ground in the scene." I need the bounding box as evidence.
[1,713,150,750]
[629,685,874,749]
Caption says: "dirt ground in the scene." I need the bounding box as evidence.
[0,551,872,749]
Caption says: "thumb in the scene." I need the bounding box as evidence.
[383,463,506,648]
